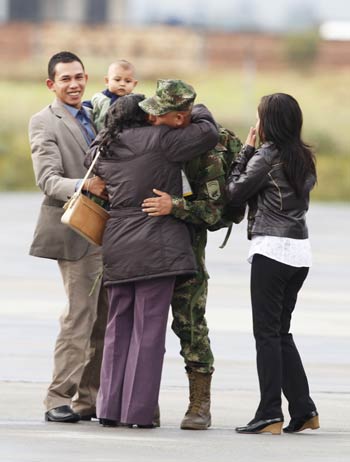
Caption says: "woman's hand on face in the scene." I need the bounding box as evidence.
[245,127,257,148]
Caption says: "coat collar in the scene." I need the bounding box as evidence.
[51,99,94,152]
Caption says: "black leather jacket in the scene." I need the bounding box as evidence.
[226,143,315,240]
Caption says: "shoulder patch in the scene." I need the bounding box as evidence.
[213,142,227,153]
[206,179,221,200]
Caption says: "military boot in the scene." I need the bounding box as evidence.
[180,370,212,430]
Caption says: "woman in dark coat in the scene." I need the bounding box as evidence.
[86,92,218,428]
[226,93,319,435]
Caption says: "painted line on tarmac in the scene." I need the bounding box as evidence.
[0,426,176,443]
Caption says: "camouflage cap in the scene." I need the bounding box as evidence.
[139,79,196,116]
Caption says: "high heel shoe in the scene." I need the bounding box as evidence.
[235,417,283,435]
[126,423,156,429]
[125,405,160,429]
[153,403,160,427]
[99,418,118,427]
[283,411,319,433]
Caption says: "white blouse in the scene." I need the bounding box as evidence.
[248,235,312,268]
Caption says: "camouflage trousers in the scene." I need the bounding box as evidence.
[171,228,214,374]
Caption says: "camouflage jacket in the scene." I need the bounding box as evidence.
[171,127,243,228]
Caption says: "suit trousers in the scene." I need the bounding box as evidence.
[44,248,108,414]
[97,276,175,426]
[250,254,316,421]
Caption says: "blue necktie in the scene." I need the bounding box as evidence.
[76,109,95,145]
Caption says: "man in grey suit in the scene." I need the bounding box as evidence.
[29,51,109,423]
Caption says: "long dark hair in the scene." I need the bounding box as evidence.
[258,93,316,197]
[99,93,149,157]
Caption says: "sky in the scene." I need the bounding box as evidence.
[130,0,350,31]
[1,0,350,31]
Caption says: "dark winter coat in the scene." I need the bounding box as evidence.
[86,104,219,285]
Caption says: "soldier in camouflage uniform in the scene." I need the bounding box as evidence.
[140,80,243,430]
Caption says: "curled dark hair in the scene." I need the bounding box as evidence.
[258,93,316,197]
[99,94,149,157]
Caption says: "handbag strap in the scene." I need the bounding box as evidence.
[76,147,101,195]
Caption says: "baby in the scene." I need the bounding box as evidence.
[87,59,138,131]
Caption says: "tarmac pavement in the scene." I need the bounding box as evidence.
[0,193,349,461]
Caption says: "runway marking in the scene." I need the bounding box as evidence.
[0,426,177,443]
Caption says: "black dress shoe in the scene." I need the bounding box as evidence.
[80,412,97,421]
[99,418,119,427]
[45,405,80,423]
[283,411,319,433]
[235,417,283,435]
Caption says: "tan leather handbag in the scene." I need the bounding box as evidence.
[61,150,109,246]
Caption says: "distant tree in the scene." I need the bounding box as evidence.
[284,29,320,70]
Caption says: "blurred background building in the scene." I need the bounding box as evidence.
[0,0,350,198]
[1,0,350,77]
[0,0,350,31]
[0,0,127,24]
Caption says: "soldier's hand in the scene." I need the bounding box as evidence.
[83,176,109,200]
[142,189,172,216]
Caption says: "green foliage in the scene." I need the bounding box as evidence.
[0,70,349,201]
[308,129,338,157]
[284,30,320,70]
[313,155,350,201]
[0,131,35,190]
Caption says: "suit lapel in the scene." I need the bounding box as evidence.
[51,99,93,154]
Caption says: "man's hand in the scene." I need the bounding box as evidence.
[142,189,172,216]
[83,176,109,200]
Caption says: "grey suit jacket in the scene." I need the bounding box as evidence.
[29,99,96,260]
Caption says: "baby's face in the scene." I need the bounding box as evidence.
[106,65,137,96]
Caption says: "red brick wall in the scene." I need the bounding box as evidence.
[0,23,349,76]
[0,23,35,59]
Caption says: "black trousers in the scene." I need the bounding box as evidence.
[250,254,316,421]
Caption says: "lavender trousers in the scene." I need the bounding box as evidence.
[97,276,175,425]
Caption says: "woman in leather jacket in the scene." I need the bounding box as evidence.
[226,93,319,435]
